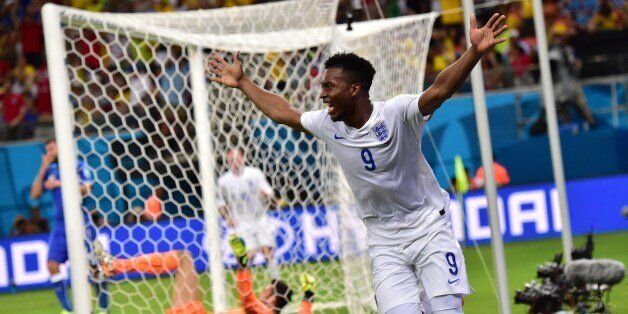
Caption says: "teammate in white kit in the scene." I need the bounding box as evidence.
[209,13,507,314]
[217,148,280,278]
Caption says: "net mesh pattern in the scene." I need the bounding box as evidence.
[51,1,436,312]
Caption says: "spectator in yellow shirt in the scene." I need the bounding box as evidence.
[589,0,623,31]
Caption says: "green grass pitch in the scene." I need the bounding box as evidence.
[1,232,625,313]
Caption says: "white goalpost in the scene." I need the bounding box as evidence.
[42,0,436,312]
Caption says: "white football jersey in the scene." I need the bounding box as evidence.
[217,166,273,228]
[301,93,449,245]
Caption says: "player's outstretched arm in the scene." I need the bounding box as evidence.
[419,13,507,116]
[209,52,309,133]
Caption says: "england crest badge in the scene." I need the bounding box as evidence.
[372,120,389,141]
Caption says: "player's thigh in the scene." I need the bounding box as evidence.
[47,225,69,264]
[425,294,464,313]
[385,303,422,314]
[414,226,471,300]
[369,245,421,314]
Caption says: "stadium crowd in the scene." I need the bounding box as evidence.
[0,0,626,144]
[9,207,49,236]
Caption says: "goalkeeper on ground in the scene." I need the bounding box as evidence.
[94,238,316,314]
[228,234,315,314]
[217,148,280,279]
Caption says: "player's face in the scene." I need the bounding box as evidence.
[45,141,58,161]
[227,149,244,173]
[320,68,359,122]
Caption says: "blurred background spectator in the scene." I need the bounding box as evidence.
[471,155,511,189]
[548,23,596,128]
[144,186,165,221]
[10,214,31,236]
[29,207,50,233]
[9,209,49,236]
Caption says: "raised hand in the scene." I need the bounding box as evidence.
[209,52,244,88]
[469,13,507,54]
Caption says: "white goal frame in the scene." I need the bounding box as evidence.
[42,1,436,312]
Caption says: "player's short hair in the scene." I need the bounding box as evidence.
[45,138,56,144]
[271,279,293,310]
[324,52,376,93]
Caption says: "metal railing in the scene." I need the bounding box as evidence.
[451,73,628,138]
[510,74,628,136]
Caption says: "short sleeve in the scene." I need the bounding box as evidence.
[77,161,93,185]
[255,169,273,195]
[300,109,327,138]
[388,93,426,123]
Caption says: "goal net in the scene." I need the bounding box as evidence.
[42,0,435,312]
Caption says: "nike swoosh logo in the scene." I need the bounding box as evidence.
[448,278,460,285]
[334,134,345,140]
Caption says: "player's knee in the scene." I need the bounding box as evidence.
[427,294,463,313]
[384,303,421,314]
[47,260,60,274]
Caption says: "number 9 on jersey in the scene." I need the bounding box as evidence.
[361,148,376,171]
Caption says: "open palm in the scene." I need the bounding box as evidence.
[469,13,507,54]
[209,52,243,88]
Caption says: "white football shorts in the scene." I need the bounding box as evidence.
[237,223,276,251]
[369,221,472,313]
